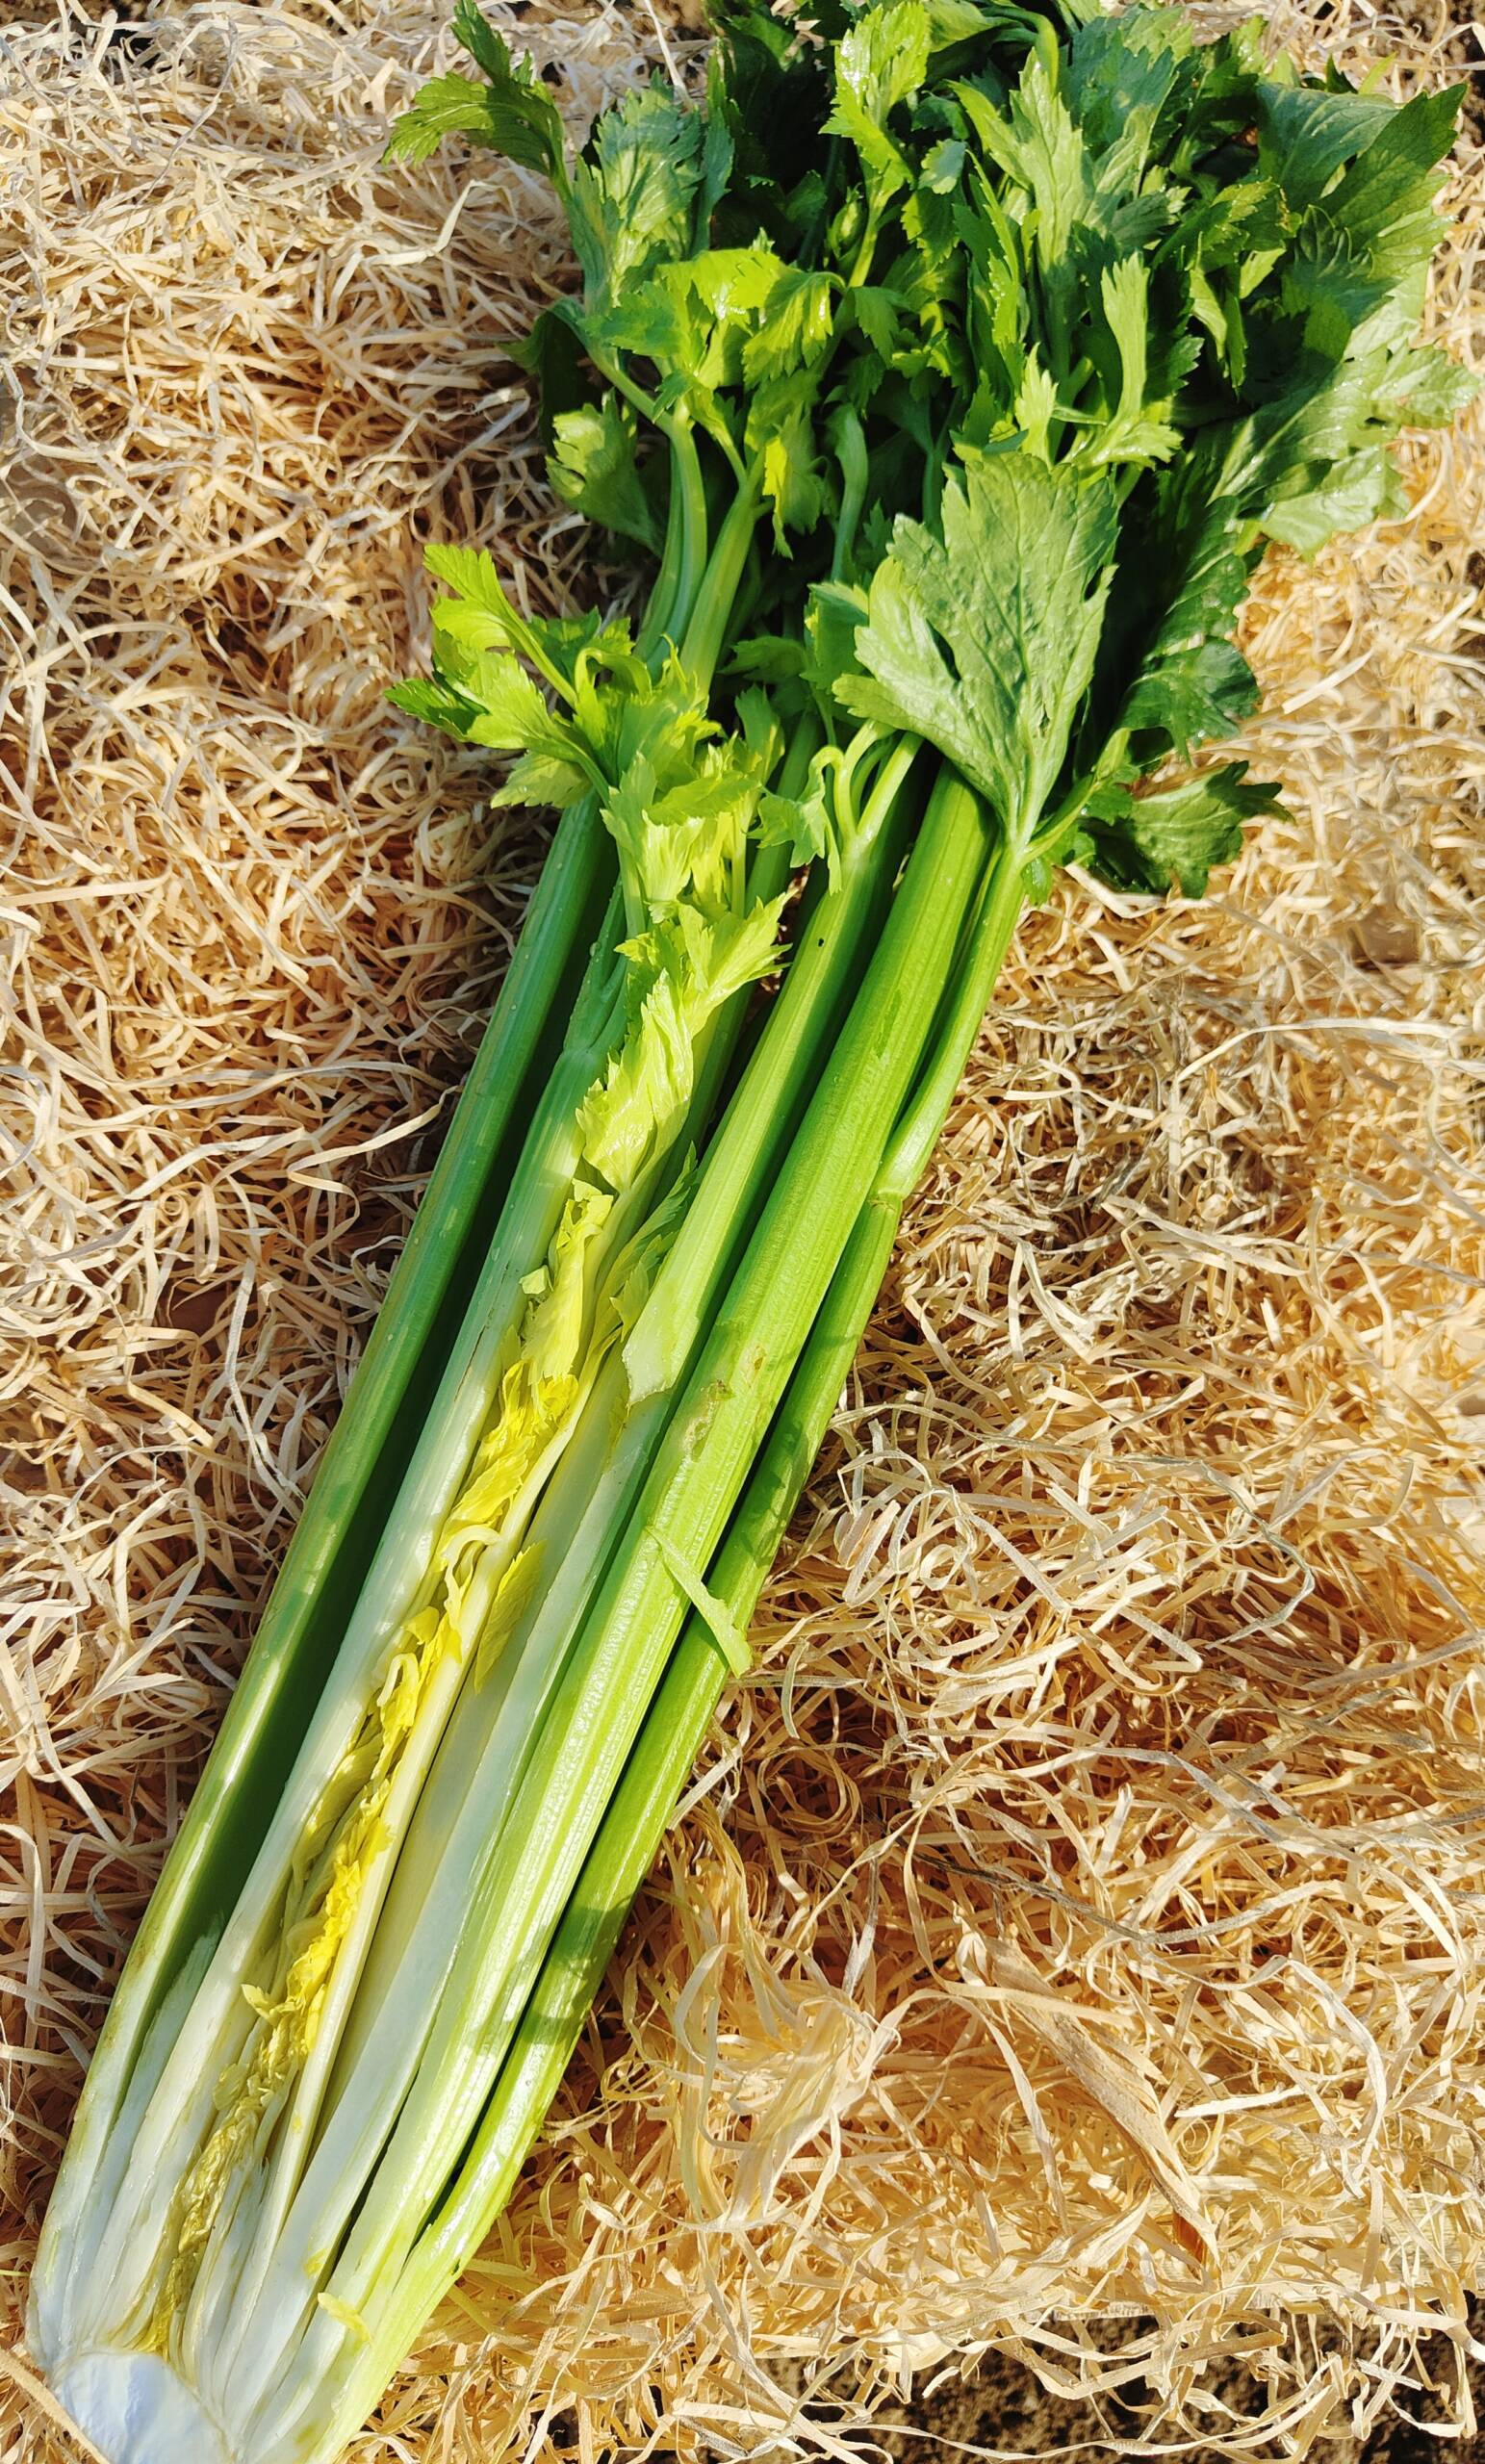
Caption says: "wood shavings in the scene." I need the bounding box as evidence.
[2,3,1482,2460]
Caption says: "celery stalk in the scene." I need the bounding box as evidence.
[244,775,990,2440]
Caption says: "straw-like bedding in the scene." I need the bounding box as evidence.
[1,1,1482,2456]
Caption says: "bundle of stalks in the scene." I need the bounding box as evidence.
[2,2,1482,2458]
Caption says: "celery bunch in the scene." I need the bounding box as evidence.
[32,5,1470,2459]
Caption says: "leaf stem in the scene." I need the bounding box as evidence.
[678,465,765,680]
[879,853,1026,1199]
[654,417,712,655]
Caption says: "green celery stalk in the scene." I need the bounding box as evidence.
[258,774,992,2435]
[623,732,922,1402]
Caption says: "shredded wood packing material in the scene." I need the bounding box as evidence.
[1,2,1482,2458]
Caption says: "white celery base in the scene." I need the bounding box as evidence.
[51,2350,233,2464]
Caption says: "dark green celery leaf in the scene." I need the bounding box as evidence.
[1261,442,1407,556]
[727,635,807,685]
[1252,78,1398,212]
[1241,85,1462,377]
[1123,630,1259,760]
[1254,85,1463,374]
[1101,458,1261,763]
[508,304,596,445]
[1295,84,1461,280]
[1275,218,1401,366]
[1063,7,1191,180]
[1082,761,1277,897]
[922,0,1006,46]
[956,187,1030,426]
[833,454,1117,839]
[1076,253,1185,469]
[1157,15,1266,157]
[1229,343,1472,553]
[695,70,735,240]
[957,56,1086,268]
[1371,346,1478,429]
[706,0,837,248]
[801,580,870,715]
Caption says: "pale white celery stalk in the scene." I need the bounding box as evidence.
[57,918,628,2361]
[201,1216,698,2414]
[179,1382,583,2401]
[31,787,616,2370]
[213,1364,674,2437]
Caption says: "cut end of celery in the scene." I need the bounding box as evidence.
[52,2350,233,2464]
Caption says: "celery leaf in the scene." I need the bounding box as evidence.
[1082,761,1278,898]
[385,7,565,177]
[549,401,664,554]
[834,455,1117,840]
